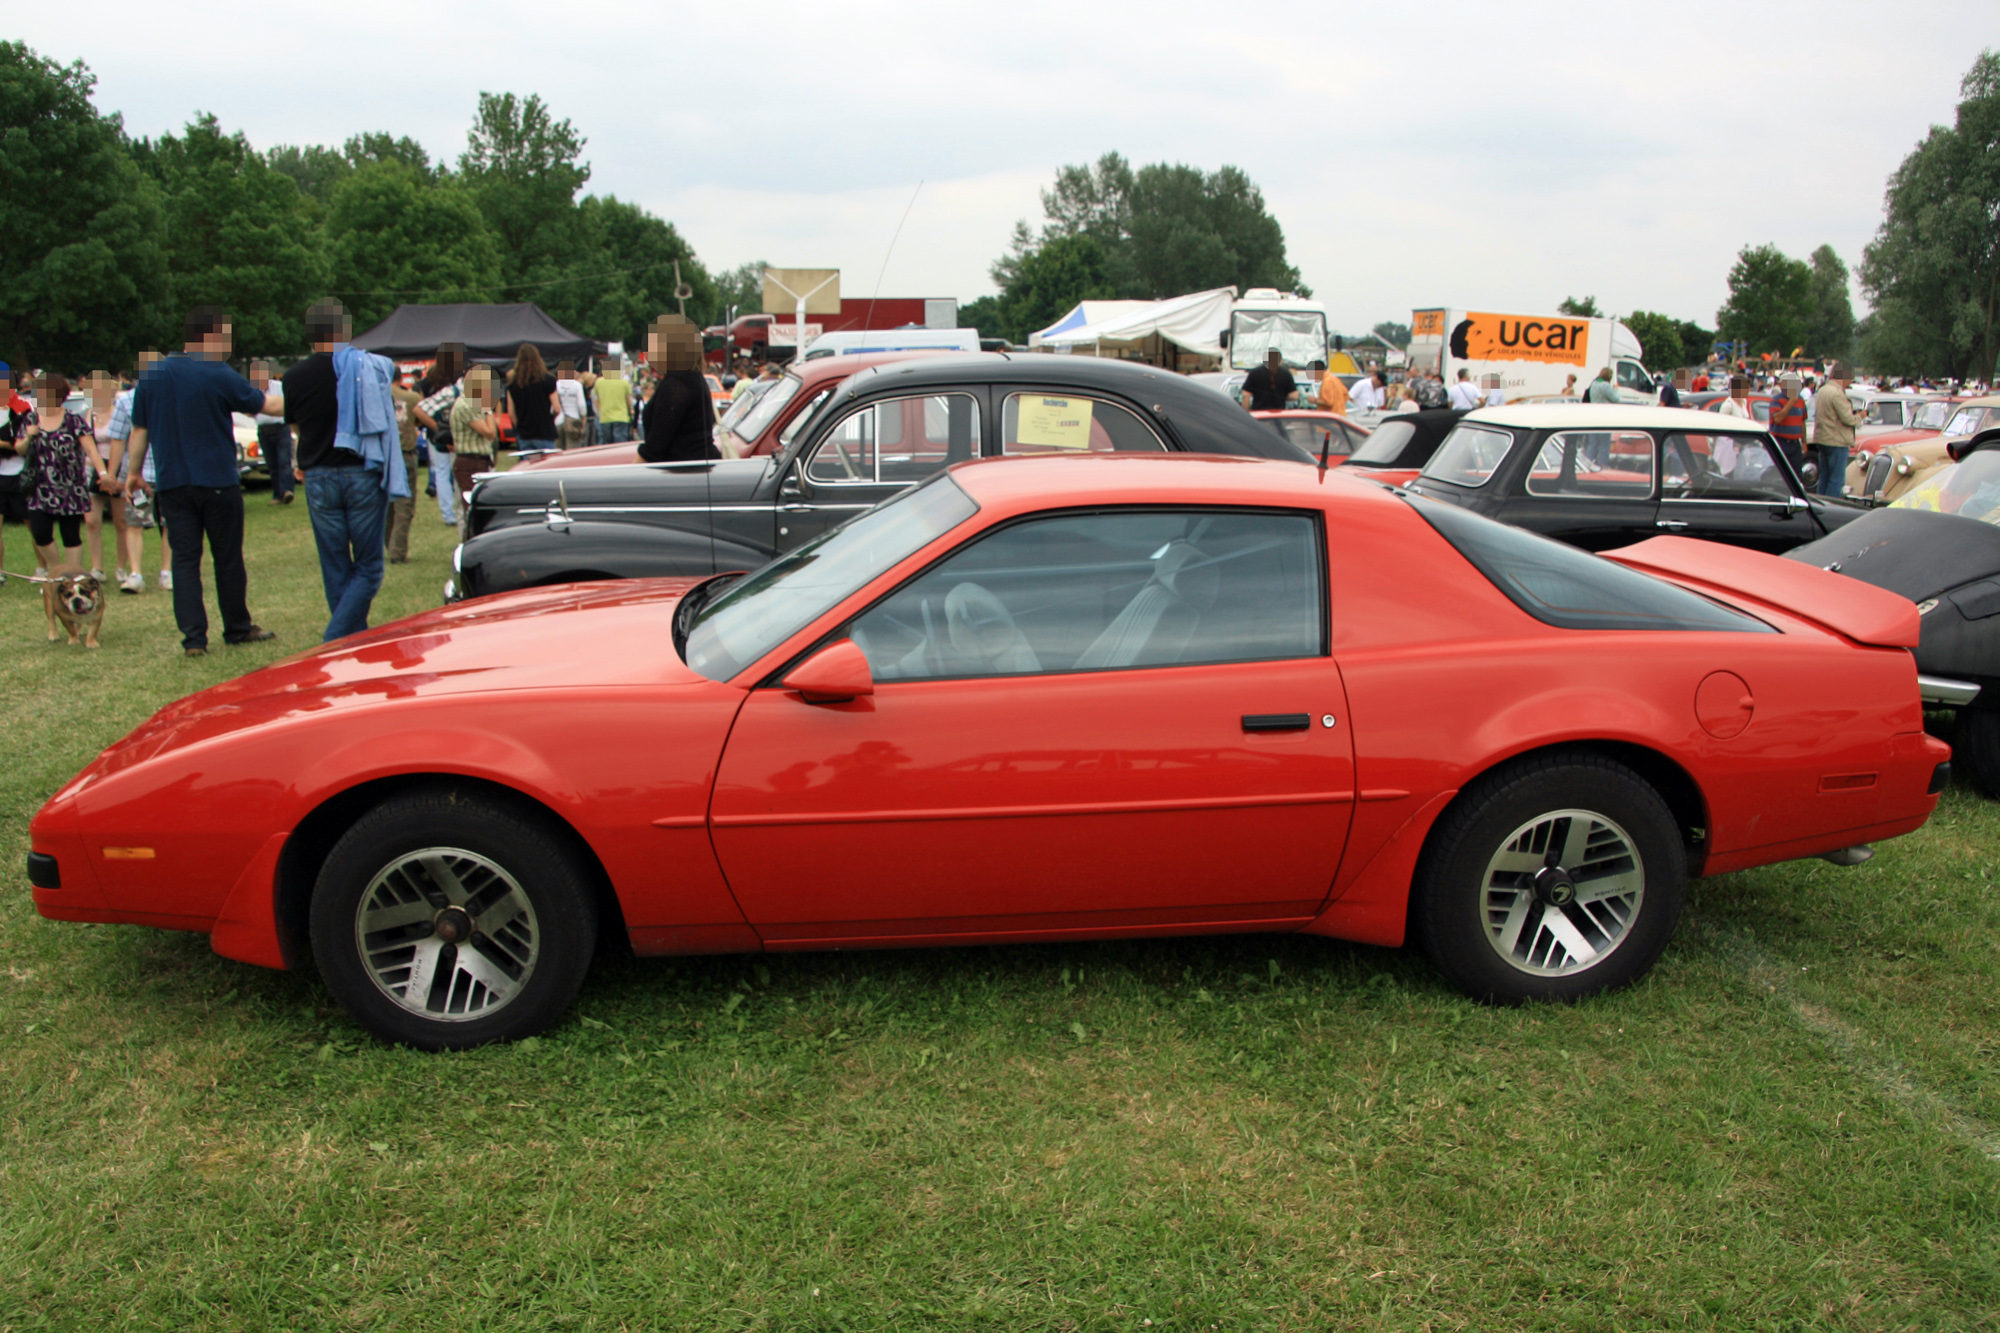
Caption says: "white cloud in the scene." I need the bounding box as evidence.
[14,0,1997,336]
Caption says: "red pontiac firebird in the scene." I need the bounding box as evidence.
[27,455,1948,1048]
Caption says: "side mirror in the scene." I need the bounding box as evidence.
[782,639,874,704]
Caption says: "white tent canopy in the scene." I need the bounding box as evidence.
[1028,288,1237,356]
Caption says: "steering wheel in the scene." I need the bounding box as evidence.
[944,583,1038,674]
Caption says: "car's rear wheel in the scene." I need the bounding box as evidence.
[1414,752,1686,1003]
[309,787,598,1049]
[1954,709,2000,799]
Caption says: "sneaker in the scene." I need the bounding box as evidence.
[115,567,128,582]
[224,626,276,645]
[158,571,173,590]
[184,646,207,658]
[120,573,144,595]
[89,568,104,581]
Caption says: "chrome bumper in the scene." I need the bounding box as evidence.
[1918,675,1982,707]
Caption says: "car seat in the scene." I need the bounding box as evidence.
[1072,542,1220,670]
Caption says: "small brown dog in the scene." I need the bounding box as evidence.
[43,565,104,648]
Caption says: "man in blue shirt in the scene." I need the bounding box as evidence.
[126,306,281,656]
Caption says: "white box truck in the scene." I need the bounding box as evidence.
[1407,308,1658,404]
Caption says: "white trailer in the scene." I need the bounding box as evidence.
[1407,307,1658,404]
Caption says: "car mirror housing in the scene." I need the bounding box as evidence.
[782,639,874,704]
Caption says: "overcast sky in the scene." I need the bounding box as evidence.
[17,1,1998,335]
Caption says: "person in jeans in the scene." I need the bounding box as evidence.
[123,307,279,656]
[249,359,294,505]
[505,342,558,453]
[413,343,465,525]
[1811,362,1861,498]
[591,355,634,443]
[284,300,407,641]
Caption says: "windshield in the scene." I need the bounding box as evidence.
[1890,450,2000,524]
[1229,309,1327,372]
[682,476,980,681]
[719,380,771,433]
[1419,424,1517,487]
[1946,406,1997,437]
[1347,419,1416,465]
[730,373,803,446]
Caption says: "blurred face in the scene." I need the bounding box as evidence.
[86,370,117,416]
[36,378,63,411]
[200,324,234,360]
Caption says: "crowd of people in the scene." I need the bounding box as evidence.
[0,304,755,656]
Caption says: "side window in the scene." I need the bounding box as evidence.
[775,386,832,450]
[1524,430,1656,498]
[849,509,1324,681]
[1662,434,1793,502]
[805,394,980,485]
[1269,417,1347,456]
[1000,393,1167,455]
[1615,361,1651,392]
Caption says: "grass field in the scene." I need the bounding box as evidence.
[2,486,1997,1331]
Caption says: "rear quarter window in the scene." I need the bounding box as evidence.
[1406,494,1775,633]
[1419,424,1516,487]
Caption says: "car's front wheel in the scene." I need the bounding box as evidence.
[309,787,599,1049]
[1413,752,1686,1003]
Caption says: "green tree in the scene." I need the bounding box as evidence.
[135,113,325,357]
[0,42,171,370]
[1861,50,2000,379]
[1677,318,1717,368]
[708,259,769,326]
[958,294,1003,341]
[539,195,714,348]
[1371,320,1411,349]
[1622,311,1686,372]
[1716,244,1813,356]
[992,234,1116,344]
[1557,295,1602,317]
[324,161,499,333]
[458,92,590,289]
[264,142,351,213]
[1805,244,1856,362]
[992,156,1302,306]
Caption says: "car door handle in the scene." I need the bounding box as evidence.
[1655,519,1690,531]
[1242,713,1312,733]
[779,502,814,512]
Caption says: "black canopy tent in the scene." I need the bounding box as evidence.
[350,303,606,363]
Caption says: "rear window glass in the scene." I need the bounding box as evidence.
[1348,418,1415,465]
[1419,424,1516,487]
[1405,495,1774,633]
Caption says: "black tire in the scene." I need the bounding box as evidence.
[309,786,599,1049]
[1955,709,2000,800]
[1413,751,1686,1004]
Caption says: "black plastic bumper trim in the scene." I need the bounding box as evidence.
[26,852,60,890]
[1929,761,1951,795]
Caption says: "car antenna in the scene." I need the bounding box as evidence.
[1317,427,1332,480]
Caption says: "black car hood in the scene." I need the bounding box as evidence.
[475,457,774,509]
[1786,506,2000,600]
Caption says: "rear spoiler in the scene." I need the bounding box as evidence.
[1604,536,1919,648]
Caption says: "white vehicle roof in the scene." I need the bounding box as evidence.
[1464,403,1765,431]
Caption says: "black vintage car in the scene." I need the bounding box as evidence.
[447,355,1314,601]
[1336,407,1467,478]
[1401,404,1863,554]
[1786,429,2000,794]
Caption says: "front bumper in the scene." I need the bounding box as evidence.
[1918,675,1982,707]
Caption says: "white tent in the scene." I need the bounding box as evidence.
[1028,288,1238,356]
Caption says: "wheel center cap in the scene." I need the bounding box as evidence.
[1533,866,1577,908]
[434,906,473,943]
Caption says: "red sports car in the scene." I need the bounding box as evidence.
[27,456,1948,1048]
[1251,409,1371,464]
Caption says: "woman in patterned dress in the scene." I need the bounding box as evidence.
[21,372,108,574]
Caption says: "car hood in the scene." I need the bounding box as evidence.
[1787,506,2000,602]
[88,579,722,774]
[477,457,774,508]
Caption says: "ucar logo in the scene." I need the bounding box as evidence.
[1448,313,1591,367]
